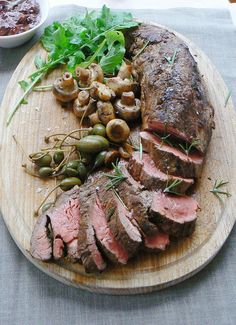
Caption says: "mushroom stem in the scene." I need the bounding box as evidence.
[121,92,135,106]
[62,72,75,88]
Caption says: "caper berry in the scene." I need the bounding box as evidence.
[92,124,106,137]
[76,135,109,153]
[93,151,106,170]
[33,153,52,167]
[60,177,81,191]
[77,162,87,181]
[42,202,54,213]
[63,167,78,177]
[66,160,79,170]
[53,149,64,165]
[39,167,53,177]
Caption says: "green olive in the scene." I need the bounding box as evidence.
[76,135,109,153]
[63,167,78,177]
[92,124,106,137]
[77,161,87,181]
[53,150,64,164]
[32,153,52,167]
[93,151,107,170]
[39,167,53,177]
[42,202,54,213]
[66,160,79,170]
[60,177,81,191]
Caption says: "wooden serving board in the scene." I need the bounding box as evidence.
[0,23,236,295]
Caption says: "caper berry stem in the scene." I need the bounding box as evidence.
[22,164,42,178]
[59,128,90,149]
[12,135,29,161]
[30,151,49,162]
[54,147,76,172]
[34,184,61,216]
[44,133,81,143]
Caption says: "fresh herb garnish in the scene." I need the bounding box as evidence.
[103,161,127,190]
[139,139,143,160]
[164,49,178,65]
[160,134,173,147]
[179,139,201,156]
[133,40,149,60]
[210,180,231,200]
[7,6,139,126]
[163,179,183,196]
[224,89,232,107]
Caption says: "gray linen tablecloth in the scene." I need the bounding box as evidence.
[1,6,236,325]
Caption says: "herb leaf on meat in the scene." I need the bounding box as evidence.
[103,161,127,190]
[179,139,201,156]
[163,179,183,196]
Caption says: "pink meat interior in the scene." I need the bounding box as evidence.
[140,131,203,164]
[91,196,129,264]
[144,232,170,250]
[151,192,199,223]
[132,152,194,185]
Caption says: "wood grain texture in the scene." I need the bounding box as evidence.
[0,23,236,295]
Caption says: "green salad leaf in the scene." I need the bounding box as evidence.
[7,6,139,125]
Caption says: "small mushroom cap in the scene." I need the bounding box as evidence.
[73,97,96,118]
[117,62,132,80]
[114,93,141,121]
[88,111,101,126]
[90,81,115,101]
[106,119,130,143]
[75,67,91,87]
[53,73,79,103]
[89,63,104,83]
[97,101,116,125]
[106,77,139,97]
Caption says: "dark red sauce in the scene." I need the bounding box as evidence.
[0,0,40,36]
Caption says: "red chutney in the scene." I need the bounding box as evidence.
[0,0,40,36]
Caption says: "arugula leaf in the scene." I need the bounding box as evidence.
[18,80,30,91]
[8,6,139,125]
[34,54,45,69]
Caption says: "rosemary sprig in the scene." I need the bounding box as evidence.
[160,134,173,147]
[133,41,149,60]
[139,139,143,160]
[224,89,232,107]
[164,49,178,65]
[179,139,201,156]
[163,179,183,196]
[103,161,127,190]
[210,180,231,200]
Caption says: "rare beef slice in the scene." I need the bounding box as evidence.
[140,131,203,178]
[150,191,199,238]
[128,151,194,193]
[30,188,81,261]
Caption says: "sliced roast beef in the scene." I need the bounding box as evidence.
[144,232,170,253]
[150,191,198,238]
[128,151,194,193]
[90,195,129,264]
[140,131,203,178]
[117,165,160,236]
[77,183,107,273]
[30,188,80,261]
[96,176,142,257]
[126,24,214,154]
[30,214,52,261]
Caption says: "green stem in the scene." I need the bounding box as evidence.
[33,84,53,91]
[7,72,44,126]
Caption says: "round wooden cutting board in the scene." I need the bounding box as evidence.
[0,23,236,295]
